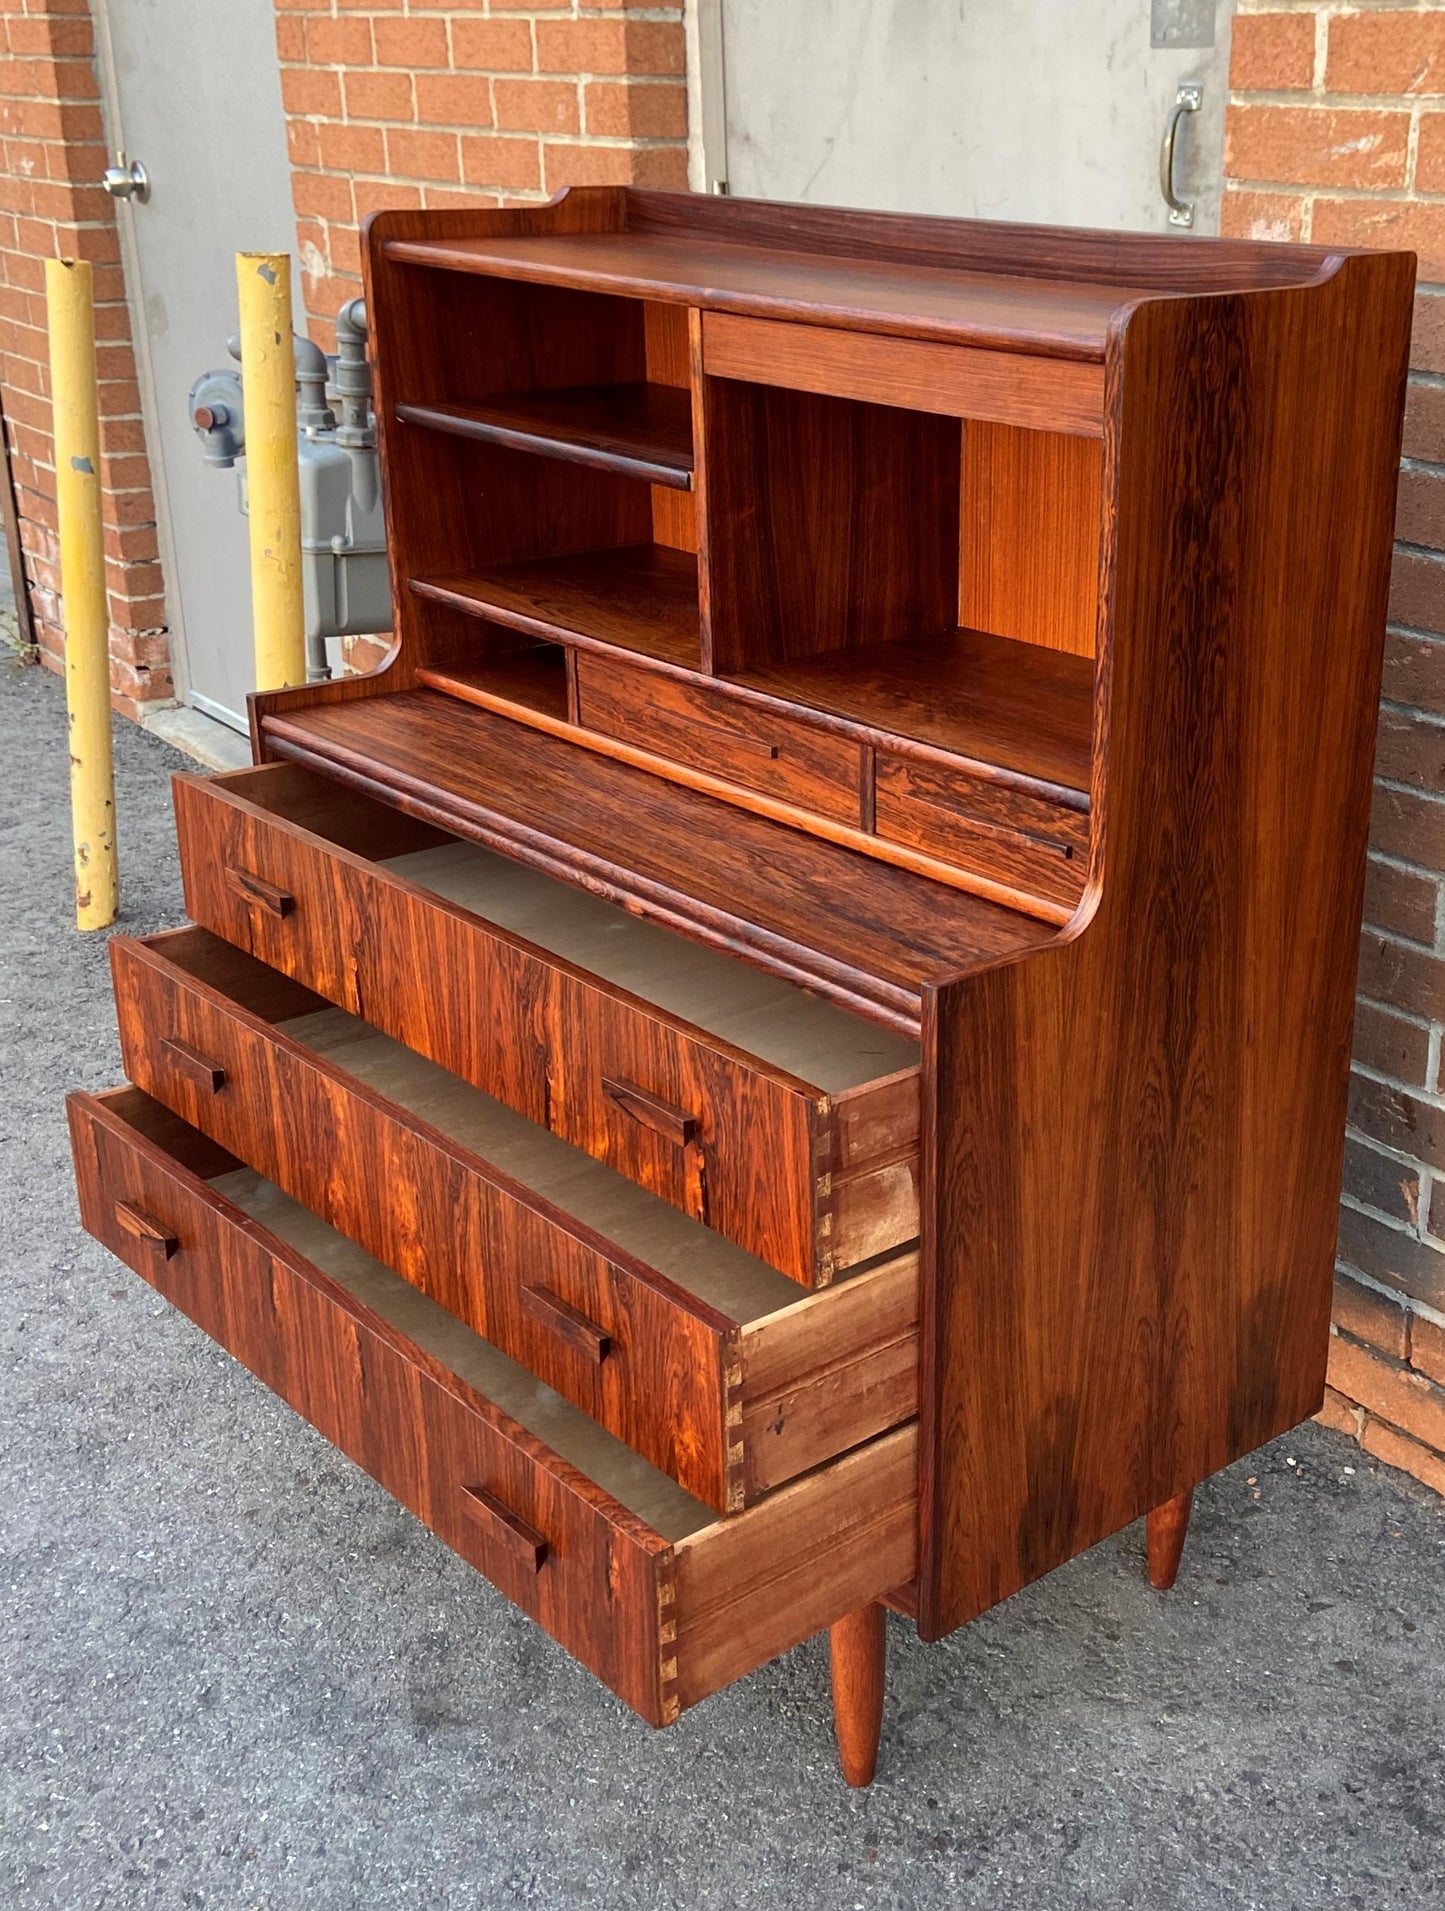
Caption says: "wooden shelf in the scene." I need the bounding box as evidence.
[396,383,694,490]
[732,629,1094,798]
[260,689,1054,1031]
[411,544,701,670]
[418,645,569,724]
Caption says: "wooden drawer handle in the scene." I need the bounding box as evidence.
[520,1283,611,1365]
[114,1200,179,1262]
[459,1484,548,1573]
[161,1036,227,1094]
[224,865,296,917]
[601,1075,697,1148]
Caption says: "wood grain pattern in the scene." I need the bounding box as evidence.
[920,251,1415,1639]
[174,763,921,1284]
[702,312,1104,437]
[396,383,694,490]
[68,1085,675,1723]
[960,422,1103,658]
[411,546,701,669]
[697,373,960,673]
[72,1085,917,1722]
[256,690,1055,1028]
[672,1424,916,1710]
[108,928,921,1508]
[574,649,865,824]
[730,630,1093,793]
[830,1603,887,1788]
[625,187,1341,297]
[874,752,1088,914]
[1146,1489,1193,1591]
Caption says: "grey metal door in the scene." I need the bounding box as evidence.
[95,0,298,730]
[705,0,1237,235]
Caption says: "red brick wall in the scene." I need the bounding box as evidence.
[0,0,170,715]
[272,0,689,343]
[1224,3,1445,1496]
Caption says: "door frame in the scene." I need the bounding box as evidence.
[90,0,198,714]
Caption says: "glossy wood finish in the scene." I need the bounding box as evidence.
[730,630,1093,792]
[255,692,1054,1028]
[702,312,1104,438]
[396,381,694,490]
[173,762,921,1284]
[575,650,864,824]
[70,197,1414,1782]
[412,545,700,669]
[960,423,1103,658]
[69,1087,918,1723]
[109,926,921,1510]
[1146,1489,1194,1591]
[874,753,1087,914]
[829,1602,887,1788]
[920,250,1415,1640]
[697,374,959,673]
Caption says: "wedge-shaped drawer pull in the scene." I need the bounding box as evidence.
[459,1484,549,1573]
[114,1200,179,1262]
[160,1036,227,1094]
[601,1075,698,1148]
[520,1283,612,1365]
[224,865,296,918]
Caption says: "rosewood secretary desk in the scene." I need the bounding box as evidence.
[68,191,1412,1786]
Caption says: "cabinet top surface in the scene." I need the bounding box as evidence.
[376,188,1355,363]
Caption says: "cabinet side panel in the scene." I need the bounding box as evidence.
[921,254,1415,1638]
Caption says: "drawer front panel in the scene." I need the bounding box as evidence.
[109,935,740,1511]
[546,971,824,1284]
[575,654,862,824]
[68,1088,918,1723]
[175,770,834,1286]
[175,772,553,1125]
[874,754,1089,913]
[67,1089,672,1722]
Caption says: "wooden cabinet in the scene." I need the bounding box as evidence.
[67,188,1412,1783]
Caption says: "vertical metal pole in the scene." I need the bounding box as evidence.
[235,252,305,692]
[46,256,118,932]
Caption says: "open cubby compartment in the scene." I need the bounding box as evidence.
[376,263,702,694]
[698,364,1101,787]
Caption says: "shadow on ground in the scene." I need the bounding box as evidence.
[2,657,1443,1911]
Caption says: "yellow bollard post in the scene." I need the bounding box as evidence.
[235,252,305,691]
[46,256,118,932]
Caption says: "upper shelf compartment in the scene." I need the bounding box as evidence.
[395,381,695,491]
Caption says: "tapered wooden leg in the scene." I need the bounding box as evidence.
[829,1601,886,1787]
[1146,1488,1194,1590]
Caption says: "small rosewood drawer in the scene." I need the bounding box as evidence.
[573,653,862,825]
[67,1087,917,1726]
[873,753,1089,914]
[108,928,920,1516]
[174,763,921,1286]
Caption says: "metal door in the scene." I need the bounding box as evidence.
[700,0,1237,235]
[95,0,299,730]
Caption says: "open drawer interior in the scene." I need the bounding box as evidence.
[71,1086,918,1723]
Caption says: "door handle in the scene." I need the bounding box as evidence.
[101,151,150,203]
[1159,84,1202,228]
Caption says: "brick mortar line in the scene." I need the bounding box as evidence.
[1350,1056,1445,1108]
[1337,1194,1445,1271]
